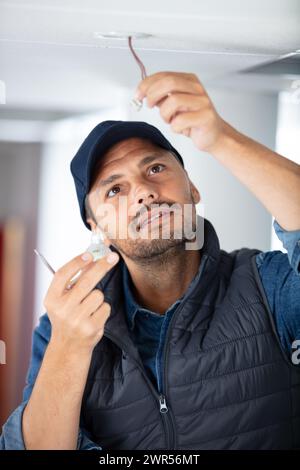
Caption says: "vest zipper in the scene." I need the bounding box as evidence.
[157,394,174,448]
[103,332,175,450]
[159,254,210,450]
[159,395,168,413]
[158,394,173,449]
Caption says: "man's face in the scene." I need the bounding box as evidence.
[87,137,200,261]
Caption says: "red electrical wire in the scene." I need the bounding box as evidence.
[128,36,147,80]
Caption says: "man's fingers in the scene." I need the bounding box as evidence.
[48,252,94,297]
[135,72,204,106]
[89,302,111,328]
[67,252,119,304]
[170,110,213,134]
[136,71,198,98]
[80,288,104,316]
[146,77,204,109]
[159,93,209,124]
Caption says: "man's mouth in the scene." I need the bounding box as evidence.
[138,208,173,231]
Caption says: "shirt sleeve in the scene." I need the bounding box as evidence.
[256,246,300,360]
[273,219,300,276]
[0,313,102,450]
[0,402,28,450]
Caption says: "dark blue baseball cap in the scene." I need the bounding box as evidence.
[70,120,184,230]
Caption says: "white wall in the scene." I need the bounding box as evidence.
[127,88,278,252]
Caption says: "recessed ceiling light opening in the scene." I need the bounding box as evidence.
[93,32,152,40]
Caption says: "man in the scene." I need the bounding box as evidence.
[1,72,300,450]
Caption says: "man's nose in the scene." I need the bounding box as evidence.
[134,186,159,205]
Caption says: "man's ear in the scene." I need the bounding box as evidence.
[87,221,112,248]
[86,218,97,232]
[190,180,201,204]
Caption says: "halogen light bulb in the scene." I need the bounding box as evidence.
[87,231,112,261]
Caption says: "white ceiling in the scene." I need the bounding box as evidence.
[0,0,299,114]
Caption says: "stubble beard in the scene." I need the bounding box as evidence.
[110,206,197,263]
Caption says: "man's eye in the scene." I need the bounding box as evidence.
[149,164,165,175]
[107,186,121,198]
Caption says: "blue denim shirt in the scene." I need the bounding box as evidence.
[1,220,300,450]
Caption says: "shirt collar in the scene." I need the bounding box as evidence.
[122,263,175,331]
[122,251,204,331]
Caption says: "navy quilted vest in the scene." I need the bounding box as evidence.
[81,218,300,450]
